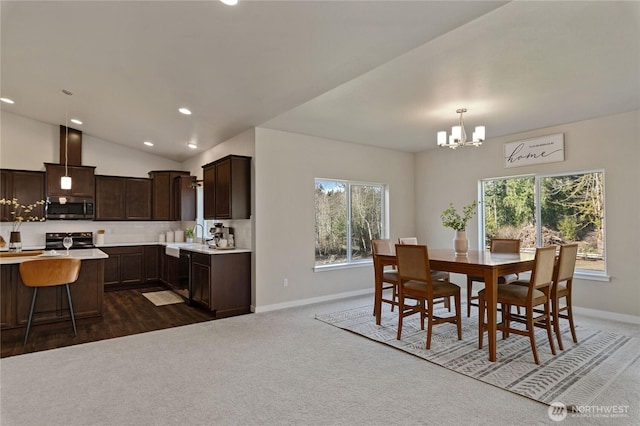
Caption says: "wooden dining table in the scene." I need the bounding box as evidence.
[373,248,535,362]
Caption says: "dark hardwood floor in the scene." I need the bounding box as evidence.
[1,286,218,358]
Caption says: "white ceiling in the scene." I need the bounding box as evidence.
[2,1,639,162]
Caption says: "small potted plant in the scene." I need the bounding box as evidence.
[185,227,195,243]
[440,200,477,255]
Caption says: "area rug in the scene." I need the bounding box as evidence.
[316,303,640,407]
[142,290,184,306]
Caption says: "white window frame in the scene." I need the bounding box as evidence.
[479,168,608,281]
[314,178,386,272]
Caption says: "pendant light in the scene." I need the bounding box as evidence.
[437,108,485,149]
[61,90,73,190]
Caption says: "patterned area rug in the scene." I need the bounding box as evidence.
[316,303,640,407]
[142,290,184,306]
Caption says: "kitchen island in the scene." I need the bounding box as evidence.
[0,249,107,333]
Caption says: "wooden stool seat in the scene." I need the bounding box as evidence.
[19,258,82,344]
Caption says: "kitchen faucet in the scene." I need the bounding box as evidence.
[194,223,204,244]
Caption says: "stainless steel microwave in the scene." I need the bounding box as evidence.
[45,196,94,220]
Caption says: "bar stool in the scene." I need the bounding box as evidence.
[19,258,82,344]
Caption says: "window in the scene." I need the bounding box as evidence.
[314,179,385,268]
[481,170,606,277]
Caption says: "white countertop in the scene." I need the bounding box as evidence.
[0,248,109,265]
[165,243,251,256]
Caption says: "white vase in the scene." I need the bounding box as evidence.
[453,230,469,256]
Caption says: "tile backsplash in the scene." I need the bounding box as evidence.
[0,219,253,250]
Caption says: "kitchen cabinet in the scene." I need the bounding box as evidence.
[144,245,160,283]
[202,155,251,220]
[101,246,145,288]
[160,252,181,289]
[95,175,152,220]
[45,163,95,198]
[1,259,104,331]
[184,250,251,318]
[0,169,46,221]
[148,171,195,221]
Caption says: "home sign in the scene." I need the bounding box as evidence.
[504,133,564,168]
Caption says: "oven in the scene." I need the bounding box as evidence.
[45,232,95,250]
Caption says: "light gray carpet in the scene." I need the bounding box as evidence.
[316,303,640,408]
[1,294,638,426]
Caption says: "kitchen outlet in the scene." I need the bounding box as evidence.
[283,278,288,287]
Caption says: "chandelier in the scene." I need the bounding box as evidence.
[437,108,485,149]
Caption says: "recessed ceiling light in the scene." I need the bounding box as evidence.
[179,107,192,115]
[220,0,238,5]
[70,118,83,125]
[0,97,15,104]
[187,143,198,149]
[144,141,154,147]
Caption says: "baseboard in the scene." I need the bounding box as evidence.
[255,288,640,325]
[573,306,640,325]
[254,288,373,313]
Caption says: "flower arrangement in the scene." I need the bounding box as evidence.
[440,200,478,232]
[0,198,46,231]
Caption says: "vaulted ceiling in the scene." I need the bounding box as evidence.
[2,1,638,161]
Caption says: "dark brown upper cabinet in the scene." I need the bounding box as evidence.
[148,171,195,221]
[95,175,152,221]
[45,163,95,198]
[0,169,46,222]
[202,155,251,220]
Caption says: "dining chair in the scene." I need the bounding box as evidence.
[399,237,451,311]
[478,245,557,365]
[19,257,82,344]
[466,238,521,317]
[395,244,461,349]
[372,239,399,312]
[549,243,579,350]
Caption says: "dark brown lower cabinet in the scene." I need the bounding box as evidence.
[102,246,145,288]
[186,251,251,318]
[0,259,104,331]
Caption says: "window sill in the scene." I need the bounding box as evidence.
[574,271,610,282]
[314,261,372,272]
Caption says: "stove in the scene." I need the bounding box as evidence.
[45,232,95,251]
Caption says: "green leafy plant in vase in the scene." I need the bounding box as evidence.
[441,200,477,255]
[185,227,195,243]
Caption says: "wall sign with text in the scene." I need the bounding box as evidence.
[503,133,564,168]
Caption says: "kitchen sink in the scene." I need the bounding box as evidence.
[165,246,181,258]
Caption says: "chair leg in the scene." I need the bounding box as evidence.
[466,278,473,317]
[526,308,540,365]
[455,291,462,341]
[391,285,396,312]
[478,294,485,349]
[397,295,404,341]
[552,296,564,351]
[566,294,578,344]
[425,299,434,350]
[544,301,556,356]
[65,284,77,337]
[24,287,38,345]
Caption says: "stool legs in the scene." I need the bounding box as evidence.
[24,287,39,345]
[23,285,77,345]
[65,284,77,337]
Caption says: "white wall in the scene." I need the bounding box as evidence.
[0,111,180,174]
[253,128,415,310]
[0,111,184,245]
[415,110,640,317]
